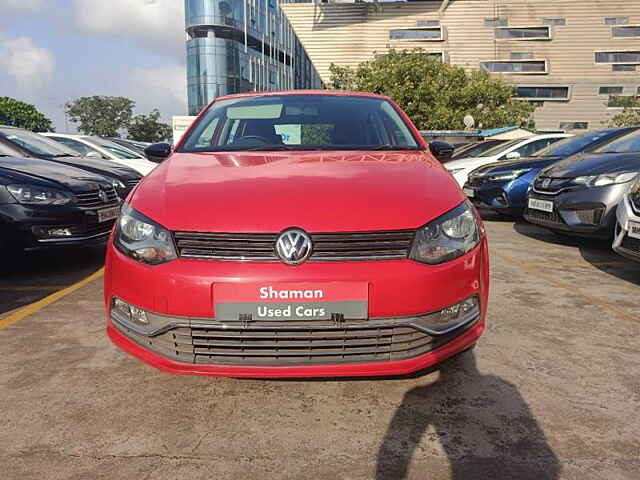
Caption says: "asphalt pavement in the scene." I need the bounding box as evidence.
[1,216,639,479]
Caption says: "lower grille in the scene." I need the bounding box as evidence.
[112,320,461,366]
[526,208,563,225]
[174,230,416,262]
[621,235,640,254]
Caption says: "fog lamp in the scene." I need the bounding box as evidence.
[112,298,148,325]
[48,228,73,237]
[413,296,480,335]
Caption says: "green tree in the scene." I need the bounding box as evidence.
[127,109,173,142]
[0,97,53,132]
[328,49,537,130]
[608,96,640,127]
[66,96,135,137]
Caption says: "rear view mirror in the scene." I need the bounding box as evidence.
[506,151,521,160]
[145,143,172,163]
[429,141,454,163]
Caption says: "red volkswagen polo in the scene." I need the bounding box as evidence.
[104,91,489,378]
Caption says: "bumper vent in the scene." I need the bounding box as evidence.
[525,208,564,225]
[621,235,640,254]
[173,230,416,262]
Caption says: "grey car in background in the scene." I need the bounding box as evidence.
[525,128,640,239]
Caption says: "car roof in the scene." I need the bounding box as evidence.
[214,90,393,103]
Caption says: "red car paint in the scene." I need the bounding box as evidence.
[104,91,489,378]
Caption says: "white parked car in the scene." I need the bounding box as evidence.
[42,133,157,176]
[613,178,640,263]
[445,133,573,186]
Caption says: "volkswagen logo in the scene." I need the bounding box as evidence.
[542,178,551,189]
[275,228,313,265]
[98,188,109,203]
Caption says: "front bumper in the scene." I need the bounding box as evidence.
[613,194,640,261]
[104,237,489,378]
[0,203,117,250]
[524,183,629,239]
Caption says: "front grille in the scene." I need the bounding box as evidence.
[113,320,460,366]
[525,208,564,225]
[174,230,416,261]
[533,176,572,194]
[621,235,640,254]
[75,186,119,209]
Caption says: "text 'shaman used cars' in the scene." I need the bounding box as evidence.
[104,91,489,378]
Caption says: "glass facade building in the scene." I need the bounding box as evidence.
[185,0,322,115]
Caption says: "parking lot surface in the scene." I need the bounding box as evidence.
[1,216,639,480]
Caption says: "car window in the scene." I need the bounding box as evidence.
[475,138,525,157]
[511,138,559,158]
[533,131,614,157]
[180,95,420,152]
[87,137,146,159]
[51,137,99,157]
[594,129,640,154]
[0,128,80,157]
[453,140,506,159]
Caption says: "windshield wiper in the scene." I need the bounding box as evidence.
[370,145,415,151]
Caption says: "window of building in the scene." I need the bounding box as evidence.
[543,18,566,26]
[511,52,534,60]
[495,26,551,40]
[605,17,628,25]
[612,25,640,38]
[417,20,440,27]
[607,96,640,108]
[595,51,640,64]
[599,86,624,95]
[560,122,589,131]
[485,18,508,27]
[389,28,444,41]
[612,64,638,72]
[515,86,570,100]
[480,60,548,74]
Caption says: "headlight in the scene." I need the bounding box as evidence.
[114,204,177,265]
[7,184,74,205]
[573,172,638,187]
[410,201,481,265]
[487,168,531,182]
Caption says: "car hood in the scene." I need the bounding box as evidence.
[445,156,498,172]
[0,156,109,192]
[44,156,142,181]
[543,152,640,177]
[114,158,157,176]
[476,156,563,175]
[129,151,465,232]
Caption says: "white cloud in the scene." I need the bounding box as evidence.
[72,0,184,60]
[125,65,187,120]
[0,0,45,11]
[0,36,55,90]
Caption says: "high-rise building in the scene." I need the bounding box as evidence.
[185,0,322,115]
[281,0,640,131]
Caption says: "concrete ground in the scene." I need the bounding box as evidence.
[1,216,639,480]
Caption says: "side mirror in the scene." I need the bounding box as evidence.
[429,140,454,163]
[506,151,521,160]
[144,143,172,163]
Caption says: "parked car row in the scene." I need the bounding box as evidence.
[0,126,159,253]
[457,127,640,262]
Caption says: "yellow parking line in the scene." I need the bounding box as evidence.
[0,268,105,330]
[1,286,69,291]
[495,252,637,322]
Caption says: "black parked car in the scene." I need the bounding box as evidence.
[525,128,640,239]
[0,155,122,252]
[0,126,142,199]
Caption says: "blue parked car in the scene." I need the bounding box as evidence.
[462,127,639,216]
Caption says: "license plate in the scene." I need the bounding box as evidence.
[214,282,368,321]
[528,198,554,213]
[463,187,475,198]
[629,221,640,239]
[97,206,120,223]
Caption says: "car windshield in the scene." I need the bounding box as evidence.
[533,130,619,157]
[453,140,507,159]
[0,128,80,157]
[474,138,527,157]
[179,94,421,152]
[87,137,146,159]
[593,129,640,154]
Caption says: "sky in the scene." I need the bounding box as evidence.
[0,0,187,131]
